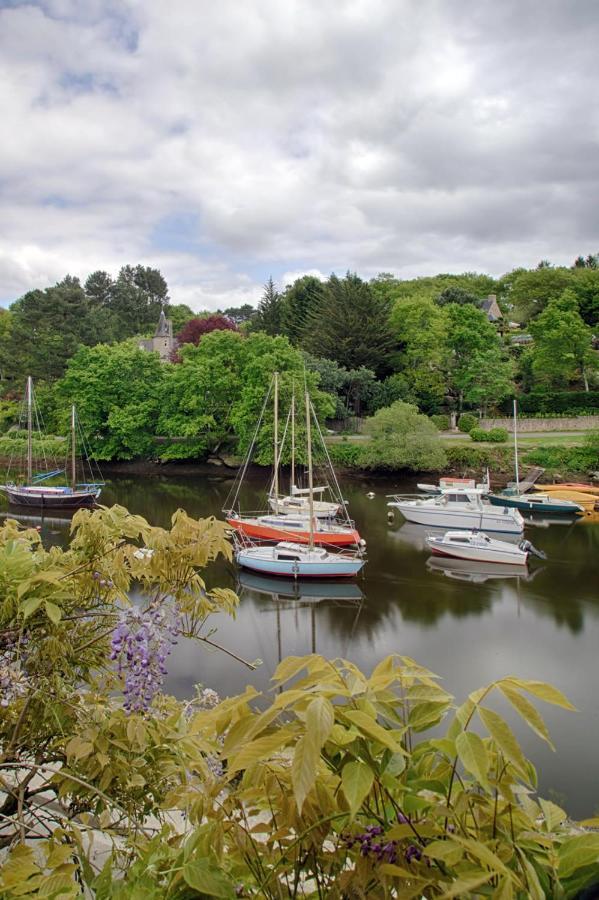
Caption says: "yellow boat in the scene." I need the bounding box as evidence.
[532,488,598,512]
[534,482,599,496]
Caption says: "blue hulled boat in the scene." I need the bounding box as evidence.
[487,492,583,516]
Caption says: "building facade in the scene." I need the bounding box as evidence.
[138,310,177,361]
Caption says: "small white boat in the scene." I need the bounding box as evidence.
[268,485,341,518]
[425,530,530,565]
[388,490,524,534]
[235,541,365,578]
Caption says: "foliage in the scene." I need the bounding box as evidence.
[222,303,257,325]
[0,434,66,462]
[458,413,478,433]
[305,272,395,376]
[56,343,167,460]
[252,276,284,336]
[444,304,514,413]
[435,286,482,307]
[167,303,195,334]
[528,290,596,391]
[280,275,326,345]
[361,401,447,471]
[158,331,333,463]
[501,266,573,322]
[0,400,18,434]
[430,413,450,430]
[513,391,599,415]
[523,430,599,474]
[445,444,515,474]
[0,505,239,889]
[470,427,508,443]
[326,441,364,468]
[389,298,449,412]
[371,272,497,307]
[174,314,237,353]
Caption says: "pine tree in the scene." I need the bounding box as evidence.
[304,272,395,376]
[254,277,283,335]
[280,275,326,345]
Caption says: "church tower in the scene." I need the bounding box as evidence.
[138,309,177,361]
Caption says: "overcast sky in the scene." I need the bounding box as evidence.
[1,0,598,310]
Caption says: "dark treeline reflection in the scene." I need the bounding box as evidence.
[2,470,598,817]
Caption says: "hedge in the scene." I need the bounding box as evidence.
[504,391,599,414]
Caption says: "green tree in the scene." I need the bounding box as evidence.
[7,276,103,382]
[390,297,449,412]
[435,286,481,307]
[280,275,326,345]
[56,342,167,459]
[168,303,196,333]
[570,268,599,328]
[109,265,169,337]
[253,276,283,336]
[445,304,514,411]
[361,400,447,471]
[306,272,395,375]
[502,266,572,322]
[529,289,596,391]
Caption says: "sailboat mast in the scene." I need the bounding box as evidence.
[273,372,279,501]
[305,390,315,548]
[513,398,520,494]
[290,386,295,495]
[71,405,77,491]
[26,376,33,483]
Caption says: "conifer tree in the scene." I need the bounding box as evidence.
[254,276,283,335]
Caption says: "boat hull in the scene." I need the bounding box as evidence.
[388,502,523,534]
[226,517,362,546]
[2,487,101,509]
[235,550,363,578]
[426,539,527,566]
[487,494,583,516]
[534,483,599,496]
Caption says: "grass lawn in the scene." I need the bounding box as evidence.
[326,431,587,449]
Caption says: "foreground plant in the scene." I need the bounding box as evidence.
[2,509,599,897]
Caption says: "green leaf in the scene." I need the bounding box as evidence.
[478,706,529,780]
[558,833,599,878]
[343,709,405,752]
[504,678,576,711]
[341,761,374,819]
[44,600,62,624]
[450,835,517,882]
[183,859,235,898]
[499,684,554,748]
[539,797,566,831]
[439,871,495,899]
[291,733,320,813]
[20,596,42,619]
[455,731,490,791]
[226,726,294,773]
[306,695,335,749]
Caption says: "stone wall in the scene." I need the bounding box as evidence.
[479,416,599,432]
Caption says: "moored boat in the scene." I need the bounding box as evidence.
[0,379,103,510]
[487,492,584,516]
[425,530,541,565]
[235,540,365,578]
[417,473,490,495]
[388,490,524,534]
[533,482,599,496]
[227,512,362,546]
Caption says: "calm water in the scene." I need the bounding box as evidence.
[4,472,599,817]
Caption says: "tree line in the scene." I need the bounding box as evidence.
[0,255,597,462]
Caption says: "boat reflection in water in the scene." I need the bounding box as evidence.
[426,555,543,584]
[0,509,74,548]
[237,570,364,605]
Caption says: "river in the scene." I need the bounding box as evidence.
[4,470,599,818]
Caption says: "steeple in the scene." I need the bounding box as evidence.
[155,309,172,338]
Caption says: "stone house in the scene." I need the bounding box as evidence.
[480,294,503,322]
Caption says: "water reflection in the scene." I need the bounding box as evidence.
[426,556,542,584]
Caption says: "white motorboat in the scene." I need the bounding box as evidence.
[425,530,532,565]
[235,540,365,578]
[388,490,524,534]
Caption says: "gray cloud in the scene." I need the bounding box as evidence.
[0,0,598,308]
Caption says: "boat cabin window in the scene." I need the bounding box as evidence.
[276,552,300,561]
[450,537,469,543]
[446,493,470,502]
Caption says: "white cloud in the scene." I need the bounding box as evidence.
[1,0,598,309]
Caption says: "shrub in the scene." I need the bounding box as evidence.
[327,441,363,467]
[361,401,447,471]
[430,413,450,430]
[470,427,508,443]
[506,390,599,414]
[458,412,478,433]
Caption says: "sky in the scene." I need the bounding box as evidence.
[1,0,598,311]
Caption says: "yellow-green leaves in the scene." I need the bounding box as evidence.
[183,859,236,898]
[341,761,374,819]
[503,677,577,711]
[499,684,554,748]
[478,706,530,780]
[557,833,599,878]
[455,731,490,791]
[342,709,405,753]
[292,696,334,812]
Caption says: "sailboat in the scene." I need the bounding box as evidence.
[0,378,103,509]
[234,387,366,578]
[225,373,363,547]
[487,400,584,517]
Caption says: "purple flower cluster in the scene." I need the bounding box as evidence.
[110,607,180,712]
[343,825,399,864]
[0,633,30,708]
